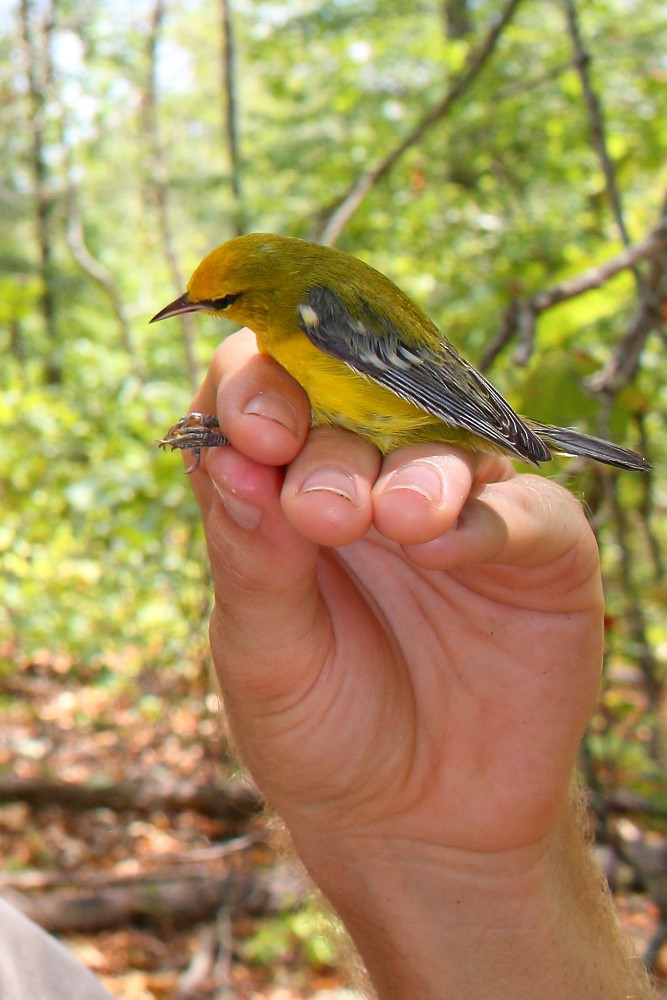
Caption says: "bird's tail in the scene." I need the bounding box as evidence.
[529,422,651,472]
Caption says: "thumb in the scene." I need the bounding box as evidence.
[199,445,326,712]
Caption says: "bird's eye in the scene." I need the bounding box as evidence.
[206,292,242,311]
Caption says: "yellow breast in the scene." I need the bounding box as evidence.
[254,327,449,451]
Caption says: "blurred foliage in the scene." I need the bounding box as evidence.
[1,0,665,810]
[239,902,340,970]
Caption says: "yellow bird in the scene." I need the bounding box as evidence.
[151,233,649,472]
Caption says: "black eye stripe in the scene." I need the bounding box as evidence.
[203,292,242,311]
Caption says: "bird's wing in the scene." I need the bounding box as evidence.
[298,285,550,464]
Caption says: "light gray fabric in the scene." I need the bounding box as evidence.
[0,897,113,1000]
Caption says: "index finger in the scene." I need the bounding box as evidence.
[186,328,312,514]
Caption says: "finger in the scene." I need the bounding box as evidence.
[402,475,602,609]
[371,445,512,546]
[191,327,312,465]
[202,444,325,708]
[203,442,412,808]
[186,328,312,517]
[280,426,382,547]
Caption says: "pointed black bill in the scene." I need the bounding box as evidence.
[150,292,205,323]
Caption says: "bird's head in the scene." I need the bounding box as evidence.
[150,233,315,333]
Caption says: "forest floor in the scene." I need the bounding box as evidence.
[0,646,665,999]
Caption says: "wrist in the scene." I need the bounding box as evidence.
[297,829,555,999]
[290,802,653,999]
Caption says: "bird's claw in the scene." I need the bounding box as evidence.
[158,412,229,473]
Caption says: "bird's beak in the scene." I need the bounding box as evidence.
[150,292,205,323]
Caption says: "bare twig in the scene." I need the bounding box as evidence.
[146,832,265,865]
[491,60,571,102]
[65,155,146,379]
[212,911,235,998]
[0,833,264,892]
[18,0,60,383]
[0,774,262,820]
[479,226,667,370]
[176,924,218,999]
[314,0,525,246]
[483,3,667,381]
[634,411,664,581]
[532,229,667,312]
[442,0,473,40]
[491,0,667,386]
[6,863,308,934]
[561,0,634,255]
[479,299,522,371]
[560,4,667,391]
[142,0,199,392]
[588,275,667,393]
[220,0,244,235]
[602,474,663,713]
[587,192,667,392]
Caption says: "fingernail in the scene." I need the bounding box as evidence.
[297,465,361,505]
[380,461,445,505]
[213,483,262,530]
[242,391,299,435]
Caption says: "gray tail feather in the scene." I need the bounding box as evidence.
[531,423,651,472]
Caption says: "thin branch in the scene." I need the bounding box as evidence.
[142,0,199,392]
[176,924,218,999]
[220,0,244,235]
[588,191,667,392]
[7,865,307,934]
[490,60,571,103]
[480,5,666,376]
[588,265,667,393]
[442,0,473,40]
[0,833,264,892]
[532,231,667,312]
[313,0,525,246]
[479,226,667,370]
[634,411,664,581]
[561,0,634,254]
[560,5,667,391]
[64,154,146,380]
[0,774,262,820]
[18,0,60,383]
[602,473,663,713]
[479,299,522,371]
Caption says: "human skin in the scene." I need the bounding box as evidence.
[183,328,655,999]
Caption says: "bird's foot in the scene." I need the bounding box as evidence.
[158,412,229,473]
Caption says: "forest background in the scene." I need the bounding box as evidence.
[1,0,666,996]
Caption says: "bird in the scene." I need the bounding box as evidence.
[150,232,650,473]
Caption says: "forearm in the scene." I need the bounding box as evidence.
[292,799,655,1000]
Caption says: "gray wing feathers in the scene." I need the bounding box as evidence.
[300,285,551,464]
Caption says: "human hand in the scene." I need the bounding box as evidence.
[187,328,604,856]
[182,330,660,999]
